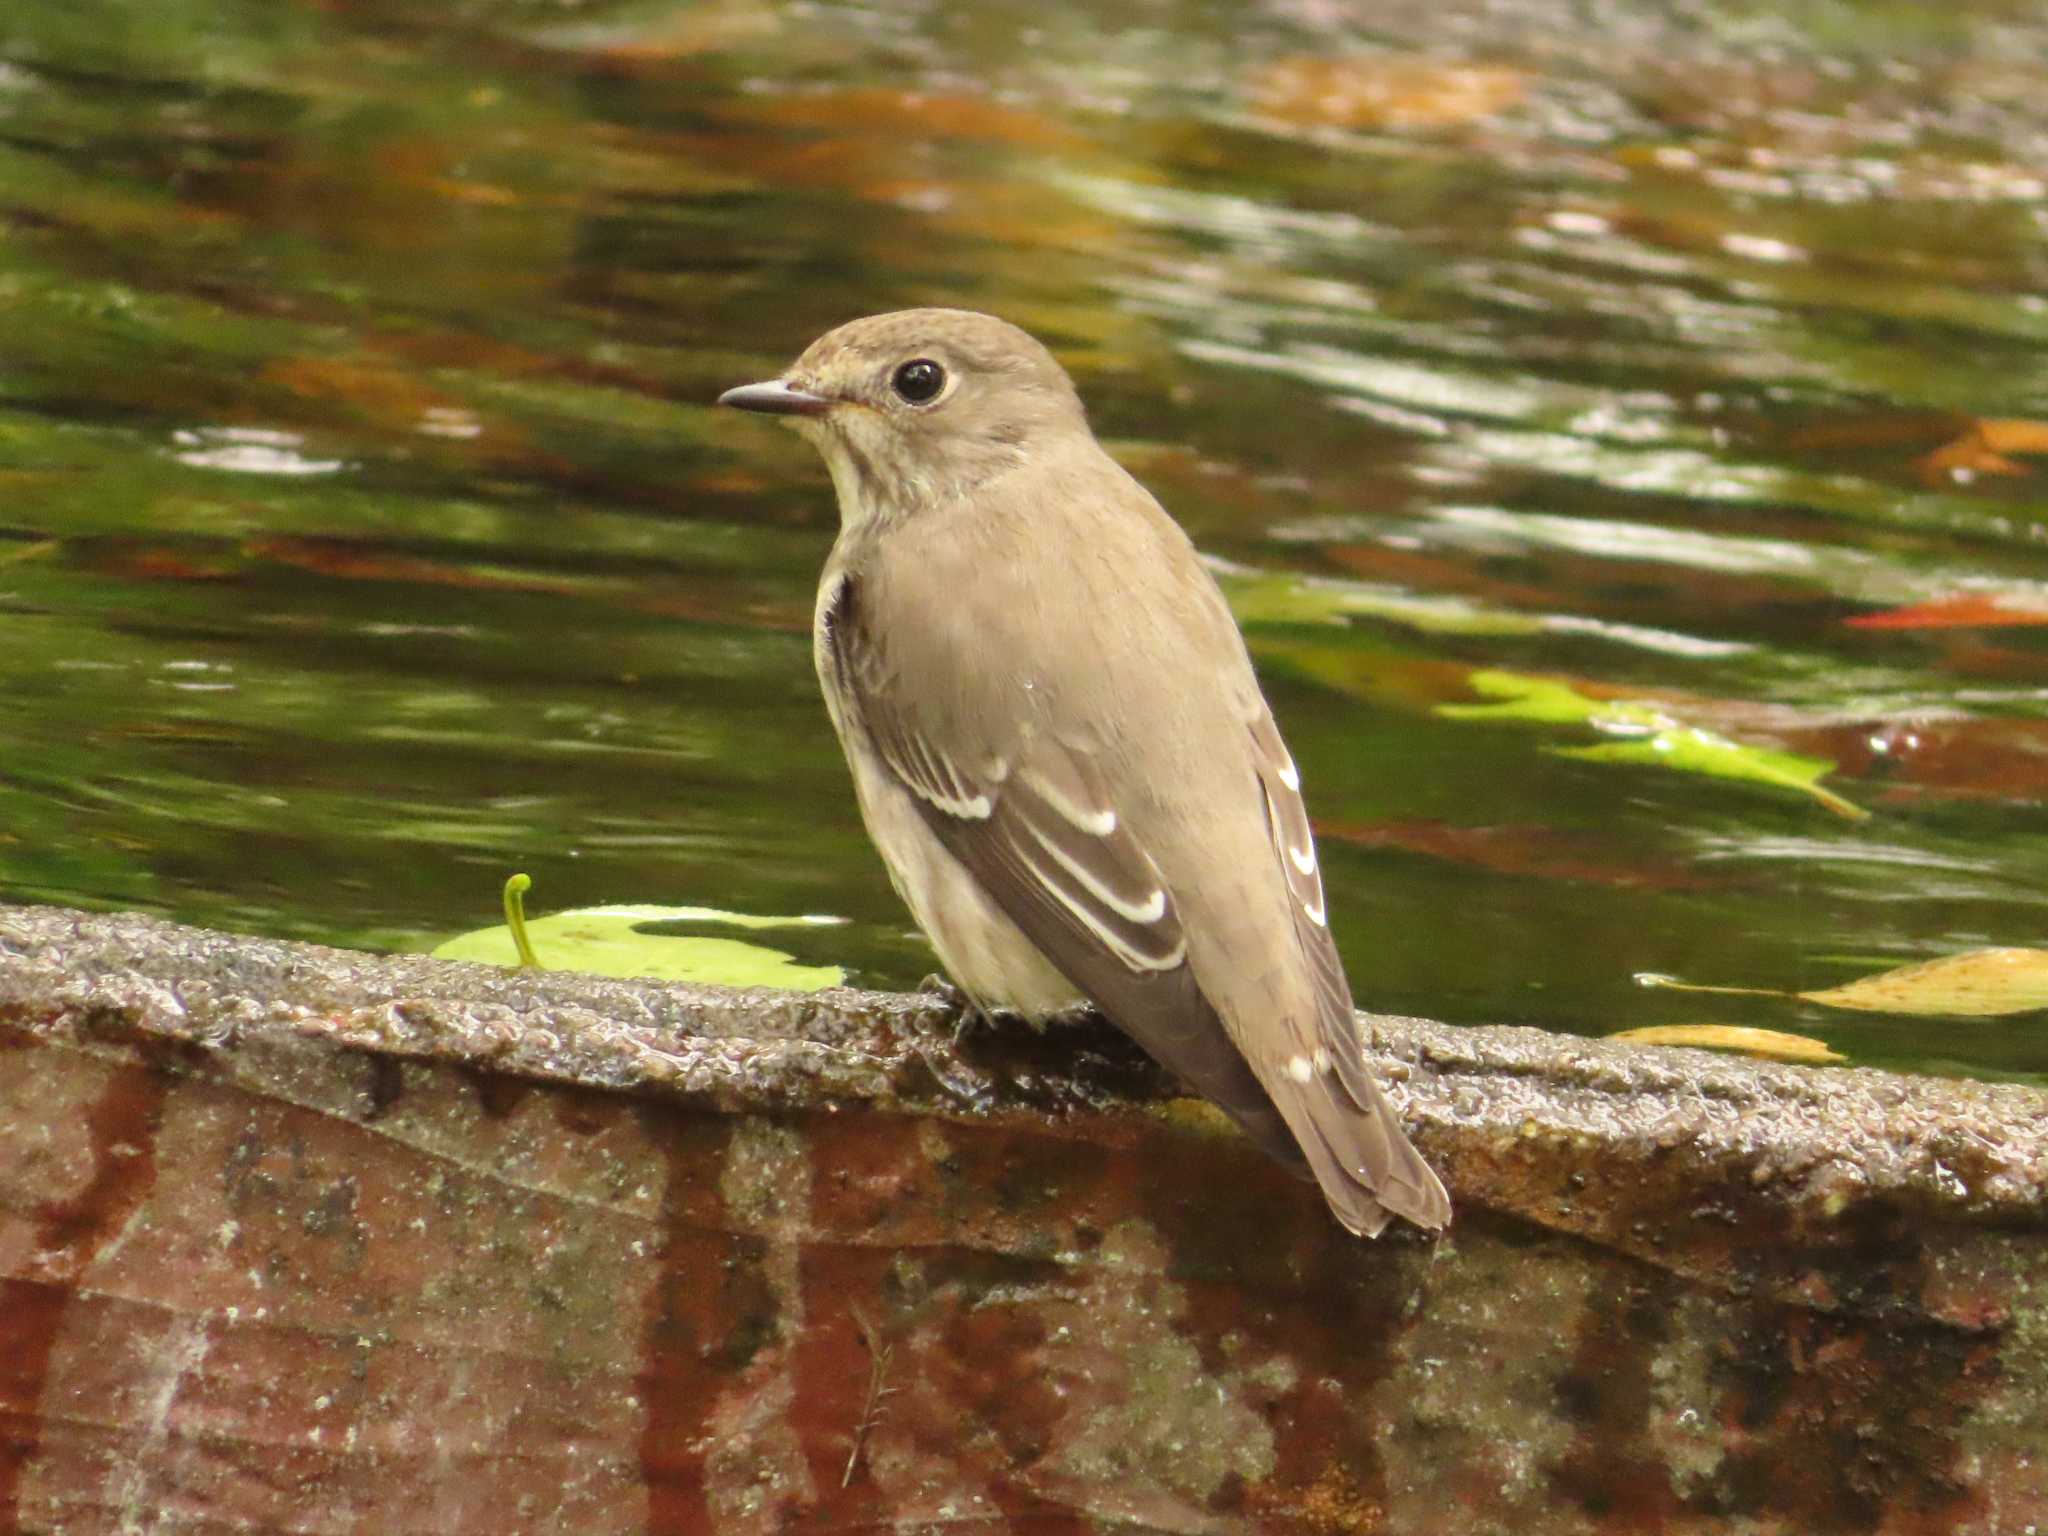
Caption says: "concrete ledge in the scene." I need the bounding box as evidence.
[3,903,2044,1534]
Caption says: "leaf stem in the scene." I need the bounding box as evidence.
[502,873,541,968]
[1633,972,1786,999]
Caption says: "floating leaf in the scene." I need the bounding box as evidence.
[1799,947,2048,1017]
[1436,668,1659,727]
[1608,1024,1844,1064]
[1437,670,1865,820]
[1639,948,2048,1017]
[435,901,847,990]
[1559,732,1867,821]
[1917,417,2048,484]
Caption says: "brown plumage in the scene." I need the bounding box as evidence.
[720,308,1450,1236]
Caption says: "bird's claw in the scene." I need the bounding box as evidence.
[918,973,1000,1040]
[917,972,964,1004]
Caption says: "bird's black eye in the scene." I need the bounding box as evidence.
[891,358,946,404]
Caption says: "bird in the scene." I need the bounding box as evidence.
[718,308,1450,1237]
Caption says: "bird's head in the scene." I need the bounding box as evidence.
[719,308,1087,521]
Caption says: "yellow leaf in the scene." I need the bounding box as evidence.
[1917,417,2048,484]
[1797,947,2048,1017]
[1608,1024,1844,1064]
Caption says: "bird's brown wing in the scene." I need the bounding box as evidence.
[1246,704,1452,1233]
[825,575,1308,1171]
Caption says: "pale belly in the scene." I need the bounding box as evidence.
[814,569,1084,1016]
[851,757,1083,1016]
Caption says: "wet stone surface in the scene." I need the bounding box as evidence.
[2,903,2045,1533]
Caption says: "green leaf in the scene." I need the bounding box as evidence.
[1436,670,1865,819]
[1224,573,1545,637]
[434,902,848,990]
[1436,668,1661,726]
[1557,731,1866,821]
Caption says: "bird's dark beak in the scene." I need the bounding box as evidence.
[717,379,833,417]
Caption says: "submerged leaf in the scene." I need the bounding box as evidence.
[1917,417,2048,484]
[1798,947,2048,1017]
[1249,56,1526,130]
[1223,573,1544,637]
[1559,732,1867,821]
[1437,670,1865,819]
[435,902,847,990]
[1846,594,2048,629]
[1317,817,1720,891]
[1608,1024,1844,1064]
[1436,668,1659,727]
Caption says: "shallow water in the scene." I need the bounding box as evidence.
[3,0,2046,1082]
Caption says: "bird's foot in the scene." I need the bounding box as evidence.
[917,972,969,1011]
[919,973,991,1037]
[916,973,1030,1044]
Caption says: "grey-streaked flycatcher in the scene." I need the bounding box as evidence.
[719,308,1449,1237]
